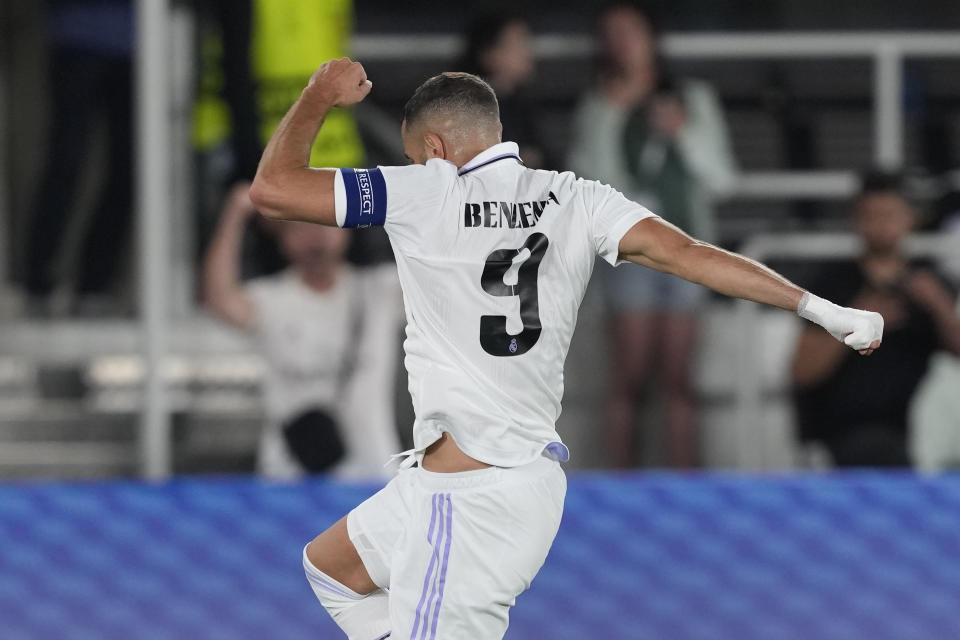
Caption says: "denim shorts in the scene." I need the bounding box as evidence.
[602,262,707,313]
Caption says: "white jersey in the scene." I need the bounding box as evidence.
[334,141,655,466]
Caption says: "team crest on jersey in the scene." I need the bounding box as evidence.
[509,338,518,353]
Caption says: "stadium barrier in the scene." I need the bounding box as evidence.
[1,473,958,639]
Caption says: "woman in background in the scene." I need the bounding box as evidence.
[568,1,737,468]
[458,13,548,168]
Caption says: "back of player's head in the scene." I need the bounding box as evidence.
[402,72,500,132]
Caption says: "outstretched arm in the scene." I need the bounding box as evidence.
[617,217,884,354]
[250,58,372,225]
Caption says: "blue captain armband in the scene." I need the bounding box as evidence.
[336,167,388,228]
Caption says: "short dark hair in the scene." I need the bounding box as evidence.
[858,169,908,200]
[402,72,500,129]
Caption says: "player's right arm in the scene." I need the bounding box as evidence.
[250,58,372,226]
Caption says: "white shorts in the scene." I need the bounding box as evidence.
[346,455,566,639]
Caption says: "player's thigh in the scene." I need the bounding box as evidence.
[389,460,566,639]
[345,468,416,590]
[305,516,377,595]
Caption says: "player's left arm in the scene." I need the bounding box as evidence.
[617,217,884,354]
[249,58,372,226]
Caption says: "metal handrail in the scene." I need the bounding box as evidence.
[355,30,960,185]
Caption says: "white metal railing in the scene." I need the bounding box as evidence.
[355,31,960,198]
[734,231,960,469]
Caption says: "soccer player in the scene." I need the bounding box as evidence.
[250,58,883,640]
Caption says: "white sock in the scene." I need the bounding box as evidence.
[302,546,391,640]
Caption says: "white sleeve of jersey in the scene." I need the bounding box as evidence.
[334,159,458,233]
[581,179,658,266]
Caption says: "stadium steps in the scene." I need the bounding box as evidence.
[0,316,267,478]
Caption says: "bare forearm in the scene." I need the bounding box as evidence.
[202,212,243,303]
[202,204,255,328]
[619,218,804,311]
[258,89,331,181]
[250,90,334,221]
[250,58,371,225]
[652,240,805,312]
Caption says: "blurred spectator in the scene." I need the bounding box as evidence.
[908,187,960,471]
[22,0,133,314]
[202,183,403,480]
[791,170,960,467]
[457,13,548,168]
[568,1,736,468]
[909,351,960,471]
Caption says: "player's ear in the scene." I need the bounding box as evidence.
[423,132,445,161]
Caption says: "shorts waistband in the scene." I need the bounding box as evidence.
[414,455,558,492]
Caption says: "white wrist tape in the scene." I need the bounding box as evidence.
[797,291,884,350]
[797,292,842,340]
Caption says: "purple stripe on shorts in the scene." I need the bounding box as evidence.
[427,494,453,640]
[419,495,448,640]
[410,493,442,640]
[427,491,440,544]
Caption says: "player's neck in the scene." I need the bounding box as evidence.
[446,139,500,169]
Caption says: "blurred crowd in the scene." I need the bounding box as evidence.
[3,0,960,476]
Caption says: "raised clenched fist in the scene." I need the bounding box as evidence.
[305,57,372,107]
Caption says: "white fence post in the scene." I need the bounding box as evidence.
[136,0,172,480]
[875,44,904,168]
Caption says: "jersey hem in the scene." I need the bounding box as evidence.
[417,425,566,468]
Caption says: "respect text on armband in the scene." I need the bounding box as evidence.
[356,170,374,217]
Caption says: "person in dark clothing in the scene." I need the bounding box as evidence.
[23,0,133,310]
[457,13,547,169]
[791,171,960,466]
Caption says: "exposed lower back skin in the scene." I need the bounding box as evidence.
[422,432,493,473]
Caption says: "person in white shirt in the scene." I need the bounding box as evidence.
[249,58,883,640]
[202,182,402,480]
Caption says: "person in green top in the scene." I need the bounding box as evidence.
[568,1,737,469]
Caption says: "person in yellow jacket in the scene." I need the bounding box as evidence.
[193,0,364,179]
[192,0,366,275]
